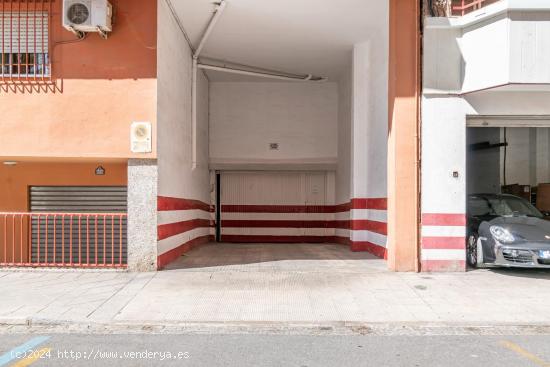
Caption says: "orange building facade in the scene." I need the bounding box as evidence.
[0,0,425,272]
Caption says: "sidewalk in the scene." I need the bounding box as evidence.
[2,243,550,333]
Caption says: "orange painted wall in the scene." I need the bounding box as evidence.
[0,161,127,263]
[0,161,127,212]
[0,0,157,159]
[386,0,421,271]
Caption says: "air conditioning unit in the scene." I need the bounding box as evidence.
[63,0,112,38]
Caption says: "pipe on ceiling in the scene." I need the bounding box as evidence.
[198,63,327,82]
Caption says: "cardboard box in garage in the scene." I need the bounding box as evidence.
[537,184,550,212]
[501,184,531,201]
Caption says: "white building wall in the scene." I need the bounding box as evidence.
[334,59,353,246]
[156,0,211,268]
[422,96,469,215]
[343,40,388,254]
[336,60,352,206]
[509,11,550,83]
[424,4,550,94]
[209,82,338,169]
[351,41,388,199]
[422,27,462,92]
[460,15,510,92]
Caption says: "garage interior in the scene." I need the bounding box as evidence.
[467,121,550,214]
[156,0,390,270]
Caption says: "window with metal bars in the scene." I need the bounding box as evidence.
[1,2,51,80]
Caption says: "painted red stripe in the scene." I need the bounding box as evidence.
[158,196,213,212]
[351,198,387,210]
[157,235,213,269]
[422,237,465,249]
[158,219,213,240]
[333,220,351,229]
[350,220,387,235]
[220,219,387,232]
[350,241,387,259]
[421,259,466,272]
[422,213,466,226]
[333,202,352,212]
[221,205,345,214]
[221,235,336,243]
[221,198,387,214]
[221,220,350,229]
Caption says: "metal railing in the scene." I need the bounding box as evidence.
[452,0,501,16]
[0,212,127,268]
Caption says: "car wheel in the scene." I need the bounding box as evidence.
[467,233,480,267]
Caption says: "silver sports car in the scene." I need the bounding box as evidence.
[467,193,550,268]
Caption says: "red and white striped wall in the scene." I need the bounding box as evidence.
[157,196,214,269]
[421,213,466,272]
[221,198,388,258]
[220,203,346,243]
[349,198,387,258]
[335,198,388,258]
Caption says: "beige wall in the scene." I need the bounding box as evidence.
[1,79,157,159]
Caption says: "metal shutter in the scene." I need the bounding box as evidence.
[1,12,49,53]
[29,186,127,265]
[30,186,127,212]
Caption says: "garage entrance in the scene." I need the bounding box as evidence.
[466,116,550,268]
[467,117,550,209]
[217,171,336,244]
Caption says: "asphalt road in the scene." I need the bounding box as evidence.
[2,333,550,366]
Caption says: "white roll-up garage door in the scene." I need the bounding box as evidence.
[219,171,335,243]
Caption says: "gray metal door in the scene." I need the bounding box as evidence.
[29,186,127,265]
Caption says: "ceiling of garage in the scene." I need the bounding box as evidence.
[166,0,388,81]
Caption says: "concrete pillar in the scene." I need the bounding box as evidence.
[127,159,158,271]
[352,41,388,199]
[349,40,389,255]
[387,0,421,272]
[351,41,371,200]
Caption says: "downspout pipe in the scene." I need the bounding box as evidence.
[197,63,328,82]
[192,0,227,169]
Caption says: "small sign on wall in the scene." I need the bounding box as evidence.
[95,166,106,175]
[130,122,152,153]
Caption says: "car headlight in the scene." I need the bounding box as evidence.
[489,226,515,243]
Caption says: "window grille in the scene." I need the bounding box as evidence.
[1,1,52,82]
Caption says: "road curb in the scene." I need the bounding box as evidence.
[2,318,550,336]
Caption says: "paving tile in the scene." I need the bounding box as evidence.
[3,243,550,325]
